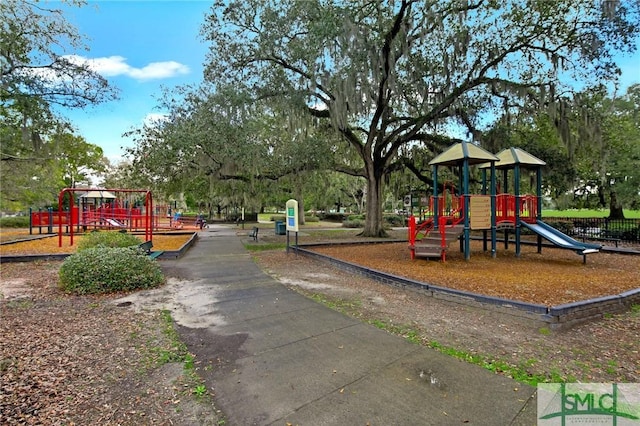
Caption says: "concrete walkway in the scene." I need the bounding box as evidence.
[150,224,538,425]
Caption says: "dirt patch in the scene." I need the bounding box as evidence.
[0,277,31,300]
[0,261,222,425]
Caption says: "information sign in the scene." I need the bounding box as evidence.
[285,199,299,232]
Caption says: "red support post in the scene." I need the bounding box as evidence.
[408,215,416,260]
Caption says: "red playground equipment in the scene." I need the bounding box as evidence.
[57,188,154,247]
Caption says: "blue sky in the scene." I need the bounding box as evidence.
[57,1,639,164]
[58,1,212,163]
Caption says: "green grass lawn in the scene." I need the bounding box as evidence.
[261,211,640,221]
[542,209,640,219]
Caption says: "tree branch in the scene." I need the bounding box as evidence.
[369,0,414,154]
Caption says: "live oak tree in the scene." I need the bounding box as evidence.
[126,85,336,219]
[473,82,640,216]
[569,85,640,218]
[1,0,117,209]
[54,132,108,188]
[1,0,116,146]
[201,0,638,236]
[126,86,275,213]
[0,130,107,209]
[486,114,577,206]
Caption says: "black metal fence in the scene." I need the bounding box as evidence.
[542,217,640,244]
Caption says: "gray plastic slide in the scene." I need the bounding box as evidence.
[105,218,125,227]
[520,220,601,255]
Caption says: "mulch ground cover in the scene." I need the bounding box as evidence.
[0,231,193,256]
[309,240,640,306]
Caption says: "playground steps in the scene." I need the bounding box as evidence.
[414,225,464,259]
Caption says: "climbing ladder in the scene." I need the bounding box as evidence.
[409,213,465,262]
[413,223,464,261]
[408,192,465,262]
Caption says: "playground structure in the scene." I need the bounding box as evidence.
[56,188,154,247]
[408,143,602,262]
[27,189,210,247]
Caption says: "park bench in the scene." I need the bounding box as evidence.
[248,227,259,241]
[138,240,163,259]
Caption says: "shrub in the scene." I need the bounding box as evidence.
[318,212,348,222]
[384,214,405,226]
[304,215,320,222]
[77,231,141,251]
[0,216,29,228]
[342,218,364,228]
[546,220,574,236]
[59,247,165,294]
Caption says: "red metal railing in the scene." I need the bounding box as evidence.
[58,188,153,247]
[409,194,538,261]
[495,194,537,224]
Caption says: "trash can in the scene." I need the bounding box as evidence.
[275,221,286,235]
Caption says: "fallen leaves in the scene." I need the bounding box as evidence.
[0,261,220,425]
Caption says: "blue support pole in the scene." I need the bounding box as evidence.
[536,167,543,253]
[536,168,543,220]
[463,159,470,260]
[515,165,521,257]
[481,169,488,252]
[491,163,497,258]
[502,168,509,249]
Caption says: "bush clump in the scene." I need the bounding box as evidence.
[342,218,364,228]
[59,247,165,294]
[0,216,29,228]
[318,212,348,222]
[77,231,141,251]
[384,214,405,226]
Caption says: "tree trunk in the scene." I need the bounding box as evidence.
[294,175,305,225]
[297,197,306,226]
[597,186,607,208]
[362,171,386,237]
[608,190,625,219]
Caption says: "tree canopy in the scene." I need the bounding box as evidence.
[199,0,639,235]
[1,0,117,210]
[1,0,117,111]
[569,85,640,216]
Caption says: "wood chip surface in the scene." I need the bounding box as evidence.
[310,241,639,306]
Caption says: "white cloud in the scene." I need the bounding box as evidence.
[143,113,169,126]
[64,55,190,81]
[80,55,131,77]
[129,61,189,80]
